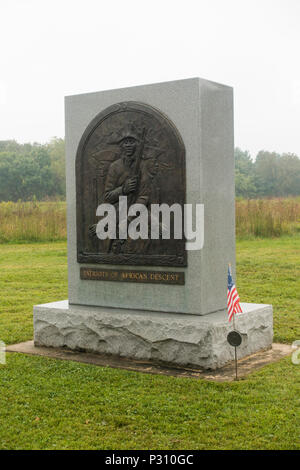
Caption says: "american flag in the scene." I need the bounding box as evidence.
[227,266,243,322]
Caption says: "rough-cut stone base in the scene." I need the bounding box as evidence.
[33,301,273,370]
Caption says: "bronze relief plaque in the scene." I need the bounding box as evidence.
[76,101,186,267]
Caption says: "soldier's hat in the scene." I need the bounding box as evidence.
[115,124,140,144]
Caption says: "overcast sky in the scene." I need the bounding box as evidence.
[0,0,299,158]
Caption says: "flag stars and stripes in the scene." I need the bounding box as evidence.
[227,266,243,322]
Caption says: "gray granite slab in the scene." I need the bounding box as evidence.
[65,78,235,315]
[34,301,273,370]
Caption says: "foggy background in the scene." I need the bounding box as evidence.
[0,0,299,158]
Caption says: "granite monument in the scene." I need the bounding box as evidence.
[33,78,273,369]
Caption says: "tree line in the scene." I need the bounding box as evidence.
[0,138,65,201]
[0,139,299,201]
[235,148,300,198]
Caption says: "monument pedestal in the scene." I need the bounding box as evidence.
[34,301,273,370]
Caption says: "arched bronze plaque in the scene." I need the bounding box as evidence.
[76,101,186,267]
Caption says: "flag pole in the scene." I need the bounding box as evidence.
[228,263,238,380]
[234,346,238,381]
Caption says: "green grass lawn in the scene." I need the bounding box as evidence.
[0,238,299,450]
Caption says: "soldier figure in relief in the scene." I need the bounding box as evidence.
[89,124,166,254]
[104,126,149,207]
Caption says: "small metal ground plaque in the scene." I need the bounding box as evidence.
[80,267,185,285]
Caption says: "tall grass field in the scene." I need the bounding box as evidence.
[0,200,66,243]
[0,198,299,243]
[236,197,300,238]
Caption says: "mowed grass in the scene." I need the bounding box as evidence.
[0,242,67,344]
[0,238,299,450]
[237,236,300,344]
[0,354,298,450]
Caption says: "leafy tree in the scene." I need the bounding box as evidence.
[45,137,66,197]
[234,148,257,198]
[254,151,280,197]
[0,148,56,201]
[277,153,300,196]
[254,151,300,197]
